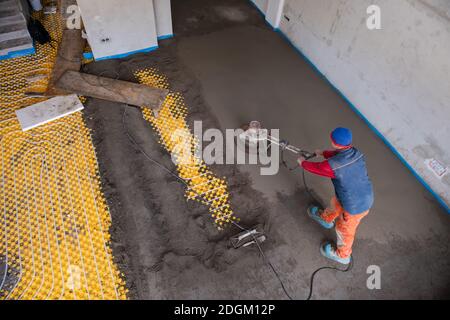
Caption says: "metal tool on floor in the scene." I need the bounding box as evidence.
[231,120,319,250]
[230,225,266,249]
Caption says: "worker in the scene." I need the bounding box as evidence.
[297,127,374,265]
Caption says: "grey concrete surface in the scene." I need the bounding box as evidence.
[85,0,450,299]
[174,0,450,298]
[278,0,450,206]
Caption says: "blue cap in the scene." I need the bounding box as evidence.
[331,127,352,147]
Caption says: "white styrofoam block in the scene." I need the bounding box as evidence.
[15,94,84,131]
[153,0,173,38]
[77,0,158,60]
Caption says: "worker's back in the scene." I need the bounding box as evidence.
[328,147,374,214]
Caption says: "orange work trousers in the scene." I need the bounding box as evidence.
[320,197,368,259]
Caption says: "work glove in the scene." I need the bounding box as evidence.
[297,156,306,165]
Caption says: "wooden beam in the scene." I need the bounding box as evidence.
[46,29,85,96]
[55,70,168,110]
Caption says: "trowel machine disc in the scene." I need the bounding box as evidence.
[237,120,272,154]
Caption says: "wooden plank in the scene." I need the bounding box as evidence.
[46,29,85,96]
[55,70,168,110]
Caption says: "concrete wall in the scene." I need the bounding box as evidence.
[277,0,450,210]
[77,0,158,60]
[153,0,173,38]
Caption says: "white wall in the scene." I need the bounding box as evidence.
[266,0,284,28]
[251,0,285,28]
[251,0,268,15]
[77,0,158,60]
[153,0,173,38]
[278,0,450,209]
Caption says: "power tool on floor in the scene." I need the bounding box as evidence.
[230,225,266,249]
[230,121,317,249]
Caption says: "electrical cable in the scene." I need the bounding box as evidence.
[306,256,353,300]
[280,145,299,171]
[280,146,321,206]
[229,219,294,300]
[121,108,353,300]
[121,107,295,299]
[121,108,188,187]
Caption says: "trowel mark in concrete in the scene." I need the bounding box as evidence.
[214,6,249,22]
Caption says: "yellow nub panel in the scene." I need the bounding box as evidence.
[0,12,126,299]
[135,69,239,229]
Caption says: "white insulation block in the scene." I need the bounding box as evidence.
[153,0,173,38]
[15,94,84,131]
[77,0,158,60]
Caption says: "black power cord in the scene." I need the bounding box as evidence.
[280,145,321,206]
[121,107,353,300]
[121,108,188,186]
[306,256,353,300]
[121,108,296,299]
[229,219,294,300]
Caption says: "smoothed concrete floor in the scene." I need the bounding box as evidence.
[86,0,450,299]
[174,1,450,298]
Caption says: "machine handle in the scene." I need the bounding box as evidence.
[301,151,316,160]
[275,139,316,160]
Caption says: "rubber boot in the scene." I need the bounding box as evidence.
[307,206,334,229]
[320,242,351,265]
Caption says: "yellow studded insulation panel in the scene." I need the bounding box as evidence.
[135,69,238,229]
[0,12,126,299]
